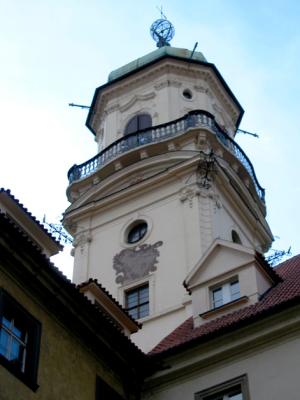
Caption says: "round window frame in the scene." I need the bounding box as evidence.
[121,217,152,248]
[182,88,194,101]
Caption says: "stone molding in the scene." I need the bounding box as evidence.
[73,231,92,253]
[119,92,156,113]
[179,186,201,208]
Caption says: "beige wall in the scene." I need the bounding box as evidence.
[70,158,271,351]
[0,268,125,400]
[143,331,300,400]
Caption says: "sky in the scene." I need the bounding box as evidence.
[1,0,299,278]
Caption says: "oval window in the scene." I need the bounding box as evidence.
[182,89,193,100]
[127,222,148,244]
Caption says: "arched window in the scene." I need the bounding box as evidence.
[231,230,242,245]
[124,114,152,135]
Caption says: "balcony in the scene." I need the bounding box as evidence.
[68,110,265,202]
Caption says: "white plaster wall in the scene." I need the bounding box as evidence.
[132,303,190,352]
[96,66,236,151]
[143,335,300,400]
[212,187,253,248]
[72,178,199,315]
[256,267,272,296]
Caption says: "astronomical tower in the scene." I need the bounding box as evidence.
[63,19,273,351]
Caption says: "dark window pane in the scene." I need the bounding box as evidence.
[212,287,223,308]
[0,330,9,356]
[128,308,138,320]
[138,114,152,130]
[126,284,149,319]
[125,117,138,135]
[127,296,138,308]
[0,290,41,388]
[230,281,240,301]
[2,317,11,329]
[124,114,152,135]
[139,304,149,318]
[127,222,147,244]
[232,230,242,244]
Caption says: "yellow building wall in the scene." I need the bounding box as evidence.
[0,268,125,400]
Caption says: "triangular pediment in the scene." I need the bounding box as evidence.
[185,239,255,289]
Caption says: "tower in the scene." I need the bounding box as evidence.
[64,20,273,351]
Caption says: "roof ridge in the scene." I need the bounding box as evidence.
[0,188,63,249]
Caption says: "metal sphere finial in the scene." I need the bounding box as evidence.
[150,18,175,48]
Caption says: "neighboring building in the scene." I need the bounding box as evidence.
[0,189,148,399]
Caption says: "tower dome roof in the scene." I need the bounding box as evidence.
[108,46,207,82]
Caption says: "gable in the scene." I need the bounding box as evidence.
[185,239,255,289]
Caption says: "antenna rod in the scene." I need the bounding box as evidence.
[190,42,198,59]
[69,103,90,109]
[237,128,259,138]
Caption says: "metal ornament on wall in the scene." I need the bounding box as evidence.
[113,241,163,284]
[197,151,216,189]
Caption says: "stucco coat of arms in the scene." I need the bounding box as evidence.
[113,241,163,284]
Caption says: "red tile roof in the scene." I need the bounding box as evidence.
[149,255,300,356]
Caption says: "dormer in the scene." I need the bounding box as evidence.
[86,46,243,152]
[184,239,280,327]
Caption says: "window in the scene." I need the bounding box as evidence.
[125,284,149,319]
[124,114,152,135]
[127,221,148,244]
[231,230,242,245]
[182,88,193,99]
[195,375,249,400]
[212,280,240,309]
[0,290,41,391]
[96,375,124,400]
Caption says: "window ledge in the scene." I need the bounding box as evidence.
[200,296,249,319]
[0,354,39,391]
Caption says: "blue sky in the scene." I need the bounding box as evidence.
[1,1,299,277]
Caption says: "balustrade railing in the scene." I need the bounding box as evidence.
[68,110,265,202]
